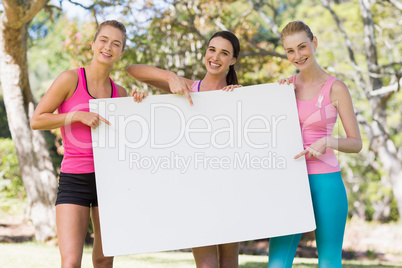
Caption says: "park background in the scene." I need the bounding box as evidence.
[0,0,401,267]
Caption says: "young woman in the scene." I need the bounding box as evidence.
[126,31,241,268]
[126,31,241,104]
[30,20,135,268]
[268,21,362,268]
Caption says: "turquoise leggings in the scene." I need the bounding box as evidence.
[268,172,348,268]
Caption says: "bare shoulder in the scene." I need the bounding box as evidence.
[331,79,349,94]
[115,83,128,97]
[58,69,79,84]
[331,79,351,98]
[330,79,353,108]
[50,69,79,96]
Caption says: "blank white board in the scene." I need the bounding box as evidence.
[90,83,315,256]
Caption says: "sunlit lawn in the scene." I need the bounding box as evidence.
[1,198,402,267]
[0,242,402,268]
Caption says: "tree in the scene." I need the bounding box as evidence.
[120,0,292,94]
[320,0,402,219]
[142,0,402,220]
[0,0,134,242]
[241,0,401,221]
[1,1,400,245]
[0,0,57,242]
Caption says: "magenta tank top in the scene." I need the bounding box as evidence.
[292,75,341,175]
[58,68,119,173]
[190,80,201,92]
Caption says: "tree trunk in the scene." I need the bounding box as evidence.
[0,0,57,242]
[368,96,402,219]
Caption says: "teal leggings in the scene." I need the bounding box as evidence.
[268,172,348,268]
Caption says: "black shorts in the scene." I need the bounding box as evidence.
[56,172,98,207]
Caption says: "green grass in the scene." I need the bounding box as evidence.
[0,242,401,268]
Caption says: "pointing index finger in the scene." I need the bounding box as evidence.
[184,88,194,106]
[99,115,111,126]
[294,149,308,159]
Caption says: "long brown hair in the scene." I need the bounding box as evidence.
[208,31,240,85]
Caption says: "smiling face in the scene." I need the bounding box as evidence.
[283,31,317,71]
[91,25,125,65]
[204,36,237,76]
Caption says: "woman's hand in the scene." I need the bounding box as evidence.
[294,137,328,159]
[277,78,293,86]
[221,84,243,92]
[130,88,147,103]
[167,73,194,106]
[74,111,110,129]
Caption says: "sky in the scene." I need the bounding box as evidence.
[0,1,92,20]
[1,1,169,24]
[51,0,122,21]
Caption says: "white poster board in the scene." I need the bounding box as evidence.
[90,83,315,256]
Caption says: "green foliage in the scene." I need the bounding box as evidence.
[292,0,401,222]
[0,194,25,216]
[121,0,296,91]
[388,196,400,222]
[23,0,401,222]
[0,138,24,199]
[336,117,399,222]
[28,10,76,100]
[43,130,63,174]
[342,152,398,222]
[387,88,402,149]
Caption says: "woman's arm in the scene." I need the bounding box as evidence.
[126,64,194,105]
[116,84,128,97]
[126,64,172,92]
[30,70,109,130]
[328,80,363,153]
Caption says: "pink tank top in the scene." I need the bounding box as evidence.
[58,68,119,173]
[190,80,201,92]
[292,75,341,174]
